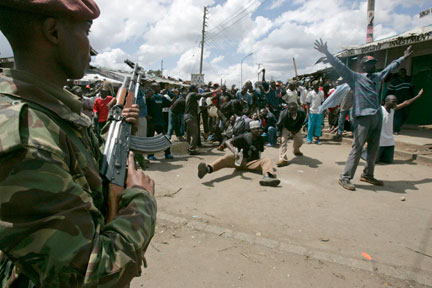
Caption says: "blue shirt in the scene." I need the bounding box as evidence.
[136,88,148,117]
[326,53,403,117]
[236,91,252,108]
[263,87,280,110]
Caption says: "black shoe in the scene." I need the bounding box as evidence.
[198,163,208,179]
[360,175,384,186]
[259,175,280,187]
[338,178,356,191]
[189,150,200,155]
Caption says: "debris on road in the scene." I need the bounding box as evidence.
[362,252,373,261]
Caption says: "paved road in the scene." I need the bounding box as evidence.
[132,137,432,287]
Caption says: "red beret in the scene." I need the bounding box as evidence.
[0,0,100,21]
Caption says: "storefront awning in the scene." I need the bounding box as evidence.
[335,25,432,58]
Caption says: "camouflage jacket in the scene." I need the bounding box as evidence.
[0,69,157,287]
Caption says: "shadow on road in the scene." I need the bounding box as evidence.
[145,161,184,172]
[390,159,417,166]
[201,170,254,187]
[290,155,323,168]
[356,178,432,194]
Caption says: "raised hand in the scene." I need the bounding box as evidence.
[418,88,424,97]
[314,39,329,55]
[403,45,413,59]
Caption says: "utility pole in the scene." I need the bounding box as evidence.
[161,60,164,77]
[199,7,208,75]
[240,52,253,88]
[257,63,263,81]
[366,0,375,43]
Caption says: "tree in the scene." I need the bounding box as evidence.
[147,69,162,78]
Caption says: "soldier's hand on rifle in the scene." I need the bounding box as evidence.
[126,151,155,196]
[122,104,140,127]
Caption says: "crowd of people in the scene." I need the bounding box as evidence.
[66,54,424,189]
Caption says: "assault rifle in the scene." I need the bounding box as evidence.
[100,60,171,222]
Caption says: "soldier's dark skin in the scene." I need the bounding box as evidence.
[0,7,154,195]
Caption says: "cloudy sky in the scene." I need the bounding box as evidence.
[1,0,431,86]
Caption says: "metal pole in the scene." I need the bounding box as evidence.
[240,53,253,88]
[366,0,375,43]
[257,63,262,82]
[293,58,299,81]
[161,60,163,77]
[199,7,207,75]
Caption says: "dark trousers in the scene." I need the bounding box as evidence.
[377,146,394,164]
[167,110,182,139]
[341,112,382,180]
[393,108,409,133]
[200,108,209,134]
[185,116,199,151]
[147,123,171,156]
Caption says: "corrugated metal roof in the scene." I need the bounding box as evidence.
[336,25,432,58]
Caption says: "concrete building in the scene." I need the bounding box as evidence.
[335,25,432,125]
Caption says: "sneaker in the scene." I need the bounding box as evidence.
[266,143,274,147]
[360,175,384,186]
[217,145,225,151]
[198,163,208,179]
[165,154,174,160]
[259,175,280,187]
[188,150,200,155]
[277,160,289,167]
[306,141,312,144]
[315,140,322,145]
[338,178,356,191]
[148,155,156,161]
[294,151,303,156]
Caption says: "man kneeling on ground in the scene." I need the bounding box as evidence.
[198,120,281,187]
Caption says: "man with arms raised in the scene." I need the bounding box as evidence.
[314,39,413,190]
[0,1,157,286]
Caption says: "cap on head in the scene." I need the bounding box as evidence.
[0,0,100,20]
[249,120,261,130]
[360,55,377,66]
[102,81,112,91]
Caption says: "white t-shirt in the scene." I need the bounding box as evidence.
[298,86,308,105]
[379,106,395,147]
[306,90,324,114]
[283,89,298,104]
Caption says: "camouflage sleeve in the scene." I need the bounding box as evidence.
[0,107,157,287]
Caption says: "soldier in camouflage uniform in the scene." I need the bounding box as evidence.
[0,1,157,287]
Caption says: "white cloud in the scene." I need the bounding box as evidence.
[211,55,225,64]
[92,48,131,70]
[1,0,430,87]
[268,0,287,10]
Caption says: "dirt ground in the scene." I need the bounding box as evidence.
[131,136,432,288]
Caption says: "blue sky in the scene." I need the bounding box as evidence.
[1,0,431,85]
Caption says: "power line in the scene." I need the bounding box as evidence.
[207,0,260,34]
[206,0,271,42]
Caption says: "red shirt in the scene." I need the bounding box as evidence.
[93,96,113,122]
